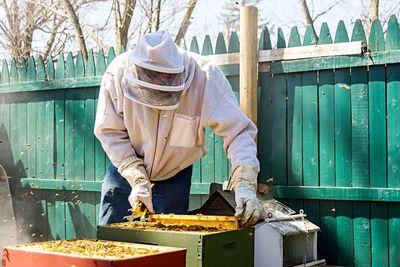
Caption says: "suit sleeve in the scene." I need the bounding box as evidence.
[94,71,137,168]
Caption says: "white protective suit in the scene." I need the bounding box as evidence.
[94,32,261,226]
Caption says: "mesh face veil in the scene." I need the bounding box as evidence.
[124,64,186,110]
[135,65,185,87]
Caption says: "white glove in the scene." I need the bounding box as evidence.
[231,164,261,227]
[235,182,261,227]
[128,177,154,214]
[118,156,155,214]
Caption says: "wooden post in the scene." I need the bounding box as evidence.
[240,5,258,126]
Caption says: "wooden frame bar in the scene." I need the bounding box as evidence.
[204,41,364,66]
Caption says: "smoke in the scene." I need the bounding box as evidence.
[0,192,18,250]
[0,189,47,251]
[0,219,18,249]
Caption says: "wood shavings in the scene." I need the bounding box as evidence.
[18,239,159,259]
[112,221,222,232]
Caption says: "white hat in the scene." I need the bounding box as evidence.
[123,31,186,110]
[131,31,184,74]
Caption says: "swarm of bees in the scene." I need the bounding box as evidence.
[18,239,159,258]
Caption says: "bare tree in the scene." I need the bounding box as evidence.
[175,0,198,46]
[357,0,400,34]
[364,0,379,33]
[43,14,67,61]
[0,0,109,62]
[298,0,317,37]
[370,0,379,21]
[298,0,313,26]
[0,0,52,61]
[113,0,137,53]
[296,0,344,40]
[137,0,166,33]
[219,0,241,42]
[61,0,88,61]
[48,0,110,56]
[0,0,194,61]
[131,0,184,41]
[154,0,161,31]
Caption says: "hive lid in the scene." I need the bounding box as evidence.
[260,219,320,236]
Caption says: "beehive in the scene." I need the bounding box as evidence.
[2,239,186,267]
[97,216,254,267]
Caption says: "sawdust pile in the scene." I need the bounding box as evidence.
[17,239,159,258]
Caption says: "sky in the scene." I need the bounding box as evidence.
[1,0,400,60]
[43,0,400,51]
[186,0,399,48]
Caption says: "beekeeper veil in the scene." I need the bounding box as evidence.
[124,31,186,110]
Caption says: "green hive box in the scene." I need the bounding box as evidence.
[97,225,254,267]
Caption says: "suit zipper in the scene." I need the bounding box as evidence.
[149,110,161,178]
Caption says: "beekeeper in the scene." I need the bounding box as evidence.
[94,30,261,227]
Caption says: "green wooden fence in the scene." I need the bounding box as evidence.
[1,16,400,266]
[258,17,400,267]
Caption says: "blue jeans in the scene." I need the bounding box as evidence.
[99,164,192,225]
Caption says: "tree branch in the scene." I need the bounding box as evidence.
[43,14,66,61]
[115,0,136,54]
[370,0,379,21]
[84,25,108,51]
[313,0,342,22]
[147,0,153,32]
[382,2,400,29]
[175,0,197,46]
[121,0,136,31]
[298,0,313,25]
[155,0,161,31]
[24,0,69,18]
[298,0,317,38]
[61,0,88,61]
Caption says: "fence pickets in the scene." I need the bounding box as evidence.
[1,16,400,267]
[368,20,388,267]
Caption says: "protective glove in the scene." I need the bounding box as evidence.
[118,156,155,214]
[231,164,262,227]
[234,182,261,227]
[128,177,154,214]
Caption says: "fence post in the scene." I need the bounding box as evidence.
[240,5,258,126]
